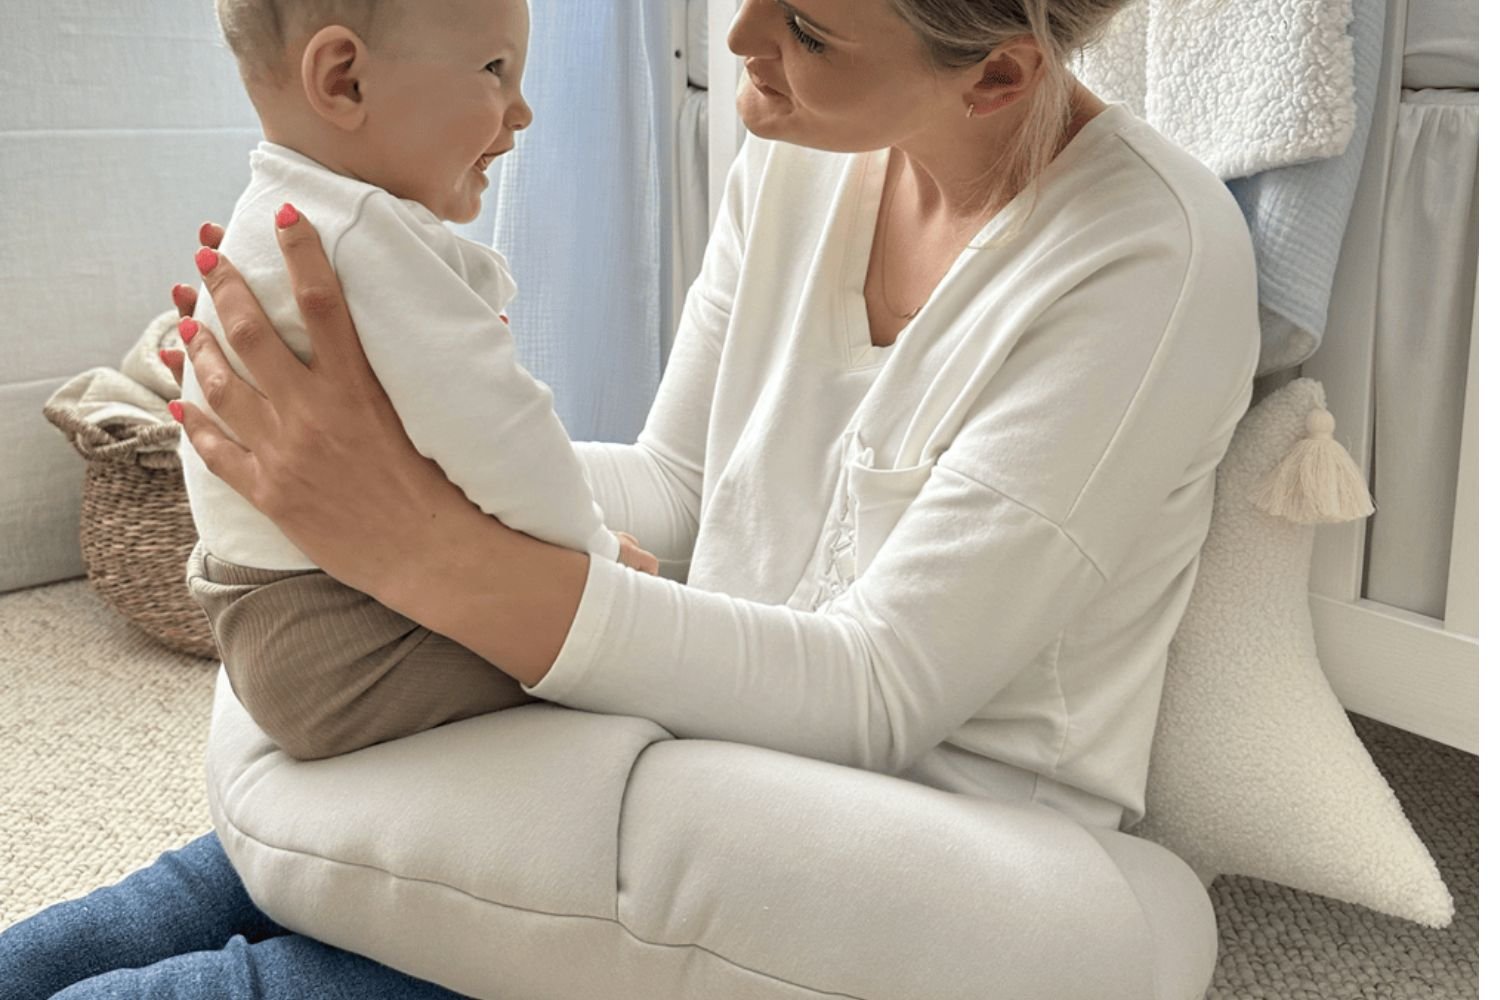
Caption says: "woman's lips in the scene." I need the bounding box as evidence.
[747,70,787,99]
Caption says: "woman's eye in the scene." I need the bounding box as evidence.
[485,59,505,80]
[783,12,826,54]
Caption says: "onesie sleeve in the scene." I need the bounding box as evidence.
[525,219,1260,776]
[331,195,618,561]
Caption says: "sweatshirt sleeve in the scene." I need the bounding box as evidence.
[571,441,698,584]
[568,270,724,583]
[331,195,617,561]
[524,208,1260,777]
[524,473,1105,776]
[569,139,750,583]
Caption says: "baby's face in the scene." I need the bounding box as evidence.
[358,0,533,223]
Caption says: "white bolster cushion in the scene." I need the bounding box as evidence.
[205,671,1217,1000]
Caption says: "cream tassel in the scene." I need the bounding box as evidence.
[1250,407,1376,525]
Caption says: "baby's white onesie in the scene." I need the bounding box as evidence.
[179,142,620,570]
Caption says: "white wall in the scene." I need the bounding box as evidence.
[0,1,261,590]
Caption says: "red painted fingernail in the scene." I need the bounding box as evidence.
[195,247,219,275]
[172,283,193,305]
[276,203,300,229]
[168,401,185,423]
[179,318,199,343]
[199,222,219,247]
[158,349,173,365]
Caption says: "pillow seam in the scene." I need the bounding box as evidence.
[216,811,874,1000]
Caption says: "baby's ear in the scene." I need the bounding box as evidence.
[301,24,369,131]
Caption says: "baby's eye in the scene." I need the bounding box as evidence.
[485,58,505,80]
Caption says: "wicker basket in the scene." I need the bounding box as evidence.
[44,390,219,660]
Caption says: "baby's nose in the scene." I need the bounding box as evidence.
[509,95,534,132]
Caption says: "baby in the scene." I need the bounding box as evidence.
[180,0,653,760]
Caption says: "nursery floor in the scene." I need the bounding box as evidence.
[0,579,1479,998]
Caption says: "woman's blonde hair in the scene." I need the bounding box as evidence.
[215,0,397,84]
[884,0,1135,239]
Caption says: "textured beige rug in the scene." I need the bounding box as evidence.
[1,581,216,929]
[0,580,1479,997]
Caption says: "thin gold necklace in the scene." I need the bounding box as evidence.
[875,164,980,324]
[875,95,1091,323]
[876,202,927,322]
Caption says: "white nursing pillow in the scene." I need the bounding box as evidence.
[205,672,1217,1000]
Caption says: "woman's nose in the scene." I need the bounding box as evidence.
[726,0,776,59]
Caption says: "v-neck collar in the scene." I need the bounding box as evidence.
[838,102,1132,369]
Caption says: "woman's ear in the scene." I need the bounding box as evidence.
[300,25,369,131]
[964,38,1044,116]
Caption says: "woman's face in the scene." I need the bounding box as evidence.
[726,0,961,152]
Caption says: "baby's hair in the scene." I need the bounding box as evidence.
[215,0,398,83]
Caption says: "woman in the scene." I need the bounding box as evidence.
[0,0,1260,995]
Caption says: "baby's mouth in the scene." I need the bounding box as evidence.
[474,147,512,172]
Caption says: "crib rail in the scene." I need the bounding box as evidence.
[1300,0,1477,754]
[1443,292,1479,639]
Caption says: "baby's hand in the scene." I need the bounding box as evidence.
[614,531,660,576]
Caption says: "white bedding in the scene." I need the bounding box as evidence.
[1362,89,1478,620]
[1402,0,1477,89]
[686,0,709,88]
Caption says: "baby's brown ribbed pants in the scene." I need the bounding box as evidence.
[186,542,537,761]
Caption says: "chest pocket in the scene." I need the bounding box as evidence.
[802,430,937,612]
[846,455,937,577]
[798,428,936,611]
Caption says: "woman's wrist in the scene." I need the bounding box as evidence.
[378,498,591,688]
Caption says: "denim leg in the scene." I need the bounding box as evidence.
[49,934,476,1000]
[0,831,284,1000]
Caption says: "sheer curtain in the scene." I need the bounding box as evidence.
[456,1,674,444]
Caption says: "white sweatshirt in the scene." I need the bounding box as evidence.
[180,143,620,570]
[530,104,1261,830]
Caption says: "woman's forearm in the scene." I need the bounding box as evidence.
[376,500,589,688]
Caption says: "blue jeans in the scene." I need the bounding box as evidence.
[0,832,469,999]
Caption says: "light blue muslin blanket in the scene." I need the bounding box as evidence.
[1226,0,1387,375]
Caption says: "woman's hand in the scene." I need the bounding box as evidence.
[160,222,224,382]
[164,209,496,603]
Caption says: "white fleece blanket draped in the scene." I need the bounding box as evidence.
[1069,0,1357,179]
[1071,0,1382,376]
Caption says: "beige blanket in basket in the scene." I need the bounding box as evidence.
[44,310,186,462]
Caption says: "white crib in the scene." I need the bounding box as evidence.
[1296,0,1479,754]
